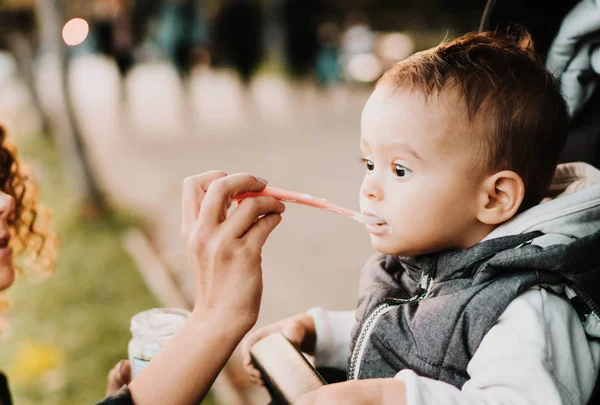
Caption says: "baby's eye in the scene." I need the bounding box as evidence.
[361,158,374,171]
[393,163,412,178]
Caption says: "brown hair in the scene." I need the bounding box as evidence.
[378,28,569,211]
[0,126,57,277]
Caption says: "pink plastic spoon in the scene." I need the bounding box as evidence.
[234,186,383,225]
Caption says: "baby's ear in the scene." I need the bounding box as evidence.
[477,170,525,225]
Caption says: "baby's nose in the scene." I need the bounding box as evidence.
[361,178,382,201]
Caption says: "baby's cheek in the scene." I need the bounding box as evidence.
[397,206,431,230]
[397,212,440,243]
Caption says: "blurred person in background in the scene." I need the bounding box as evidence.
[281,0,324,80]
[90,0,135,77]
[211,0,264,85]
[315,21,342,87]
[154,0,209,78]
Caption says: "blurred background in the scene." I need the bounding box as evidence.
[0,0,485,403]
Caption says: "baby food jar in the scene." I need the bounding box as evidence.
[128,307,191,378]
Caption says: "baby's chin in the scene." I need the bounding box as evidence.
[371,236,410,256]
[371,236,433,257]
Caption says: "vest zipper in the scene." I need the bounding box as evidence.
[348,274,433,380]
[348,303,394,380]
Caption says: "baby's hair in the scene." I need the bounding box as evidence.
[378,26,569,211]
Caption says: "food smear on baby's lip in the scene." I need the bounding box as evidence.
[234,186,383,225]
[368,222,393,234]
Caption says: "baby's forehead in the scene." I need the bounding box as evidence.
[361,85,473,150]
[365,83,467,120]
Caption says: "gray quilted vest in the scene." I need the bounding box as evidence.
[347,230,600,394]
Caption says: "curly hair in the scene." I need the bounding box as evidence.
[0,126,57,277]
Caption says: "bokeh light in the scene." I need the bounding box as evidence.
[346,54,383,83]
[376,33,415,62]
[62,18,89,46]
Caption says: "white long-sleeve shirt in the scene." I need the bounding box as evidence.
[308,288,600,405]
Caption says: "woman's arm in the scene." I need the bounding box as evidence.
[124,172,284,405]
[127,310,251,404]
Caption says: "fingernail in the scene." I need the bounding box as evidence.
[256,177,268,185]
[279,202,286,210]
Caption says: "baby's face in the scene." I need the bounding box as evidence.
[359,84,488,256]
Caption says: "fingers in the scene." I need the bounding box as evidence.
[197,173,268,229]
[242,212,283,247]
[245,359,264,386]
[241,332,264,368]
[181,171,227,240]
[241,323,284,386]
[106,360,132,396]
[241,329,274,386]
[119,360,132,384]
[241,317,308,387]
[223,196,285,238]
[282,320,307,350]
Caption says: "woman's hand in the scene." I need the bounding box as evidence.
[181,171,285,333]
[126,171,284,405]
[240,313,316,386]
[106,360,131,396]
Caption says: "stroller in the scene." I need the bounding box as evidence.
[249,1,600,403]
[480,0,600,169]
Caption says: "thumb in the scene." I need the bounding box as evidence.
[119,360,132,384]
[241,332,266,367]
[282,321,306,350]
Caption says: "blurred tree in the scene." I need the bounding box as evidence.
[35,0,108,215]
[0,5,52,136]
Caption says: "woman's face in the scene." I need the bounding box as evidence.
[0,190,15,291]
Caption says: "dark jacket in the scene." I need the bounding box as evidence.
[0,374,133,405]
[96,386,134,404]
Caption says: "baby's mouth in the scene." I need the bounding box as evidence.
[361,209,388,226]
[361,208,392,234]
[367,216,387,226]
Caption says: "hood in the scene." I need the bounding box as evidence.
[483,162,600,246]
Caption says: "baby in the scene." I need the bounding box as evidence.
[242,28,600,405]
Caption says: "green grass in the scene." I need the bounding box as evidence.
[0,134,216,404]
